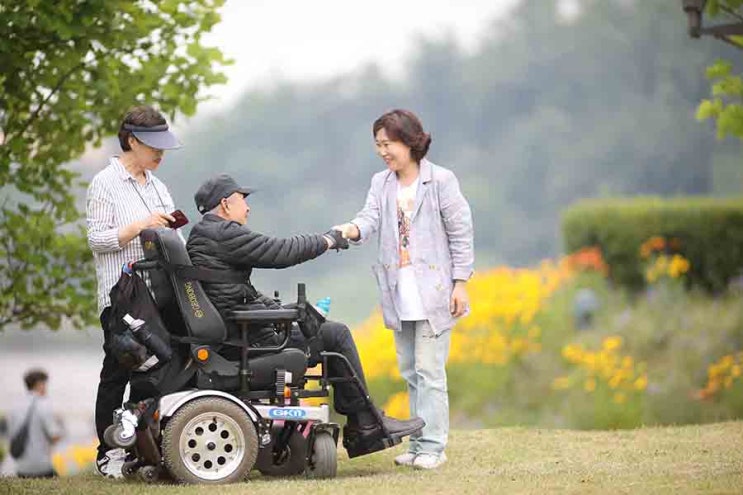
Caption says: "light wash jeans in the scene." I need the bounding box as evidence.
[394,320,451,456]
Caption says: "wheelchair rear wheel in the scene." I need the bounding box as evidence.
[162,397,258,484]
[255,425,307,477]
[305,431,337,479]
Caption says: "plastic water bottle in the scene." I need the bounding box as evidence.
[123,314,172,364]
[315,297,331,317]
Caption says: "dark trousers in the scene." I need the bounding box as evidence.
[288,320,370,416]
[94,307,131,457]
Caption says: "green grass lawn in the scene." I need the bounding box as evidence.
[2,422,742,494]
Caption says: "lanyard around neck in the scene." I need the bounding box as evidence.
[130,180,166,213]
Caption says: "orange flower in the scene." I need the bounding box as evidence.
[565,246,608,275]
[639,236,666,259]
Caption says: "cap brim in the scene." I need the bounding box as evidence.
[132,129,182,150]
[237,186,254,196]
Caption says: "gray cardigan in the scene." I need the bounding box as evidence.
[351,159,474,334]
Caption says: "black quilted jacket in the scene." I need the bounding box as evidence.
[186,214,328,341]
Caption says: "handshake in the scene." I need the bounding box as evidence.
[323,223,359,251]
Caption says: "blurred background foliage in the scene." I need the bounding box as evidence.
[4,0,743,327]
[353,247,743,430]
[146,0,743,325]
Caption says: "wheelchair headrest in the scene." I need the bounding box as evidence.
[140,228,227,343]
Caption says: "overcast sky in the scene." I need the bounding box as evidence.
[199,0,525,109]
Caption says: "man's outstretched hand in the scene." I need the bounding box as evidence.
[323,229,349,251]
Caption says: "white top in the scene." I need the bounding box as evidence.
[86,157,183,313]
[8,394,62,475]
[395,177,427,321]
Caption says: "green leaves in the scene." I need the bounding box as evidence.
[697,59,743,140]
[0,0,228,331]
[695,3,743,140]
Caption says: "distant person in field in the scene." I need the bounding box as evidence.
[333,109,474,470]
[7,369,63,478]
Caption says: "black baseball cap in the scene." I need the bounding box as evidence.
[195,173,254,214]
[123,123,182,150]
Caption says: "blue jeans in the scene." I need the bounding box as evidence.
[394,320,451,455]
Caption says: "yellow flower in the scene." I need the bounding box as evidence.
[52,453,68,476]
[382,391,410,419]
[633,374,648,391]
[602,336,622,352]
[613,392,627,404]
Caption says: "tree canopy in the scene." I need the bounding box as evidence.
[0,0,228,330]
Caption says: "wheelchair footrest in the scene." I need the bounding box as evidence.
[342,425,403,459]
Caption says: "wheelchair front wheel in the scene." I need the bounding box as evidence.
[161,397,258,484]
[138,465,161,483]
[104,424,136,449]
[305,432,337,479]
[121,460,139,480]
[255,425,307,477]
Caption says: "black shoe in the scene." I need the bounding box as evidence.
[381,415,425,437]
[343,413,425,459]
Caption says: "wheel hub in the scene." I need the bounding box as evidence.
[179,412,245,481]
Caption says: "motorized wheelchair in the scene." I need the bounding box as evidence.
[102,228,393,484]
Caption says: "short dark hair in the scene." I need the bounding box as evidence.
[23,369,48,391]
[372,109,432,163]
[118,105,167,151]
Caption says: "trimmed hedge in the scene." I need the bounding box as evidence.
[561,197,743,292]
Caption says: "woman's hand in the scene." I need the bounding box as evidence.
[450,280,469,317]
[119,211,176,247]
[139,211,175,231]
[331,222,360,241]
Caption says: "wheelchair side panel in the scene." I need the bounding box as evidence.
[159,389,259,423]
[253,404,330,423]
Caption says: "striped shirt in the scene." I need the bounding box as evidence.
[86,157,184,314]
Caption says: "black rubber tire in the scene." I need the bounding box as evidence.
[255,426,307,477]
[305,432,337,479]
[121,460,139,480]
[161,397,258,484]
[138,465,160,483]
[103,425,118,449]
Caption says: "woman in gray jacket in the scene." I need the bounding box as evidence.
[334,109,474,470]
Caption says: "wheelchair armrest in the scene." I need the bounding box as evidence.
[229,309,299,324]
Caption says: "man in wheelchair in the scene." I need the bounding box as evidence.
[185,173,424,458]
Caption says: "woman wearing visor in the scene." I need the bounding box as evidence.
[86,105,182,476]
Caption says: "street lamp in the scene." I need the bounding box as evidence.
[681,0,743,46]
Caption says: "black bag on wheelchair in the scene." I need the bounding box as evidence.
[108,268,173,372]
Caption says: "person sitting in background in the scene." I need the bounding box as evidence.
[8,369,63,478]
[185,173,424,458]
